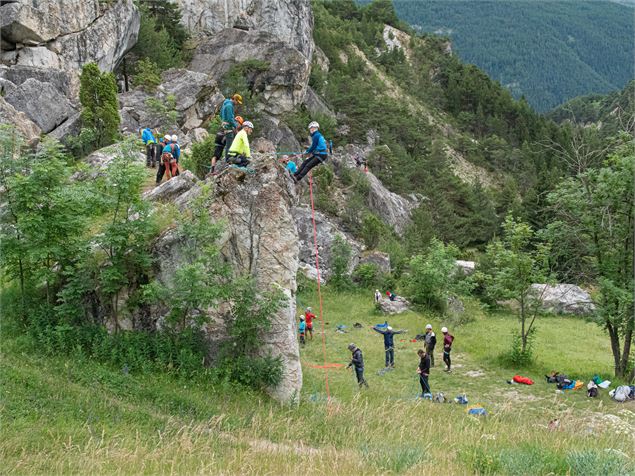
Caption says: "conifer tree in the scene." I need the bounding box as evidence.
[79,63,120,149]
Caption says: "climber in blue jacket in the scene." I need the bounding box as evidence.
[141,127,157,167]
[293,121,328,182]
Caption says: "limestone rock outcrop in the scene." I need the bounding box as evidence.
[172,0,314,59]
[119,68,224,140]
[189,28,311,117]
[0,0,139,139]
[293,206,363,281]
[529,284,596,315]
[378,296,411,315]
[0,96,41,145]
[357,251,391,274]
[150,157,302,402]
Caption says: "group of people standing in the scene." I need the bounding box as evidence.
[144,93,330,184]
[141,128,182,185]
[298,307,316,345]
[346,324,454,398]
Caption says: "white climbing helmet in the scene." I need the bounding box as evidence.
[387,326,393,331]
[441,327,448,333]
[300,316,305,321]
[172,135,178,142]
[306,307,312,312]
[426,324,432,330]
[163,134,172,142]
[308,121,320,130]
[243,121,254,129]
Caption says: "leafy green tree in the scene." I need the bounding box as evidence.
[0,128,93,314]
[139,0,189,50]
[96,141,157,331]
[330,235,352,290]
[404,238,459,312]
[481,216,551,357]
[79,63,120,150]
[545,138,634,378]
[132,58,162,92]
[143,186,231,331]
[132,6,183,70]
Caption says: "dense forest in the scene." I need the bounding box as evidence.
[371,0,634,112]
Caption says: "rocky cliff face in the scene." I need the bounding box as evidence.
[173,0,314,59]
[0,0,139,139]
[146,156,302,403]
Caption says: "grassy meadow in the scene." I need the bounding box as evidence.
[1,288,634,475]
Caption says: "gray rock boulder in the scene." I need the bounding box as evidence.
[144,171,198,202]
[0,96,41,145]
[378,296,411,315]
[172,0,314,59]
[456,260,476,276]
[1,0,139,140]
[529,284,596,315]
[189,29,311,117]
[358,251,391,274]
[365,172,417,236]
[292,206,363,281]
[119,69,223,136]
[3,78,75,133]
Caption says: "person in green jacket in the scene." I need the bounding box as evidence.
[227,120,254,167]
[220,93,243,160]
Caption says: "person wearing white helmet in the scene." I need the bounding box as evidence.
[227,120,254,167]
[292,121,329,182]
[424,324,437,367]
[372,324,406,369]
[374,289,381,303]
[156,134,181,185]
[298,315,306,346]
[441,327,454,372]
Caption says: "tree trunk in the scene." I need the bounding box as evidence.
[520,295,527,353]
[606,322,623,377]
[18,257,26,321]
[618,327,633,379]
[122,57,129,92]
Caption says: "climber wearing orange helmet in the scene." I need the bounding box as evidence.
[210,115,244,175]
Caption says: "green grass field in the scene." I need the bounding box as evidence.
[2,288,634,475]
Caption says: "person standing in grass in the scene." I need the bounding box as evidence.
[304,307,315,340]
[372,325,405,368]
[442,327,454,372]
[424,324,437,367]
[417,349,431,396]
[298,316,306,346]
[347,343,369,388]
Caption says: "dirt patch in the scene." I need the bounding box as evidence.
[465,370,486,378]
[493,390,543,403]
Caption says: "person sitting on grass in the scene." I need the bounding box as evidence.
[417,348,431,397]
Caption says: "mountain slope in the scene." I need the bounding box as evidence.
[385,0,634,112]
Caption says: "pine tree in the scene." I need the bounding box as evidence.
[79,63,120,149]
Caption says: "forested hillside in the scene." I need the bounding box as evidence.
[548,80,635,135]
[379,0,634,112]
[309,0,568,251]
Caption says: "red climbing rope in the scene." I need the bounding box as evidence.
[308,172,330,401]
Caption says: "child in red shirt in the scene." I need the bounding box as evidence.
[304,307,315,340]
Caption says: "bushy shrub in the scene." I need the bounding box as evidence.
[132,58,162,92]
[79,63,120,151]
[330,235,352,291]
[404,238,459,312]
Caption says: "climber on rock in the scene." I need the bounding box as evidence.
[156,134,180,185]
[220,93,243,161]
[282,155,297,175]
[227,120,254,168]
[211,116,243,175]
[141,127,157,168]
[292,121,329,182]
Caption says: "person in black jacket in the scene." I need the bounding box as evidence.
[372,325,405,368]
[424,324,437,367]
[347,343,369,388]
[417,349,431,396]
